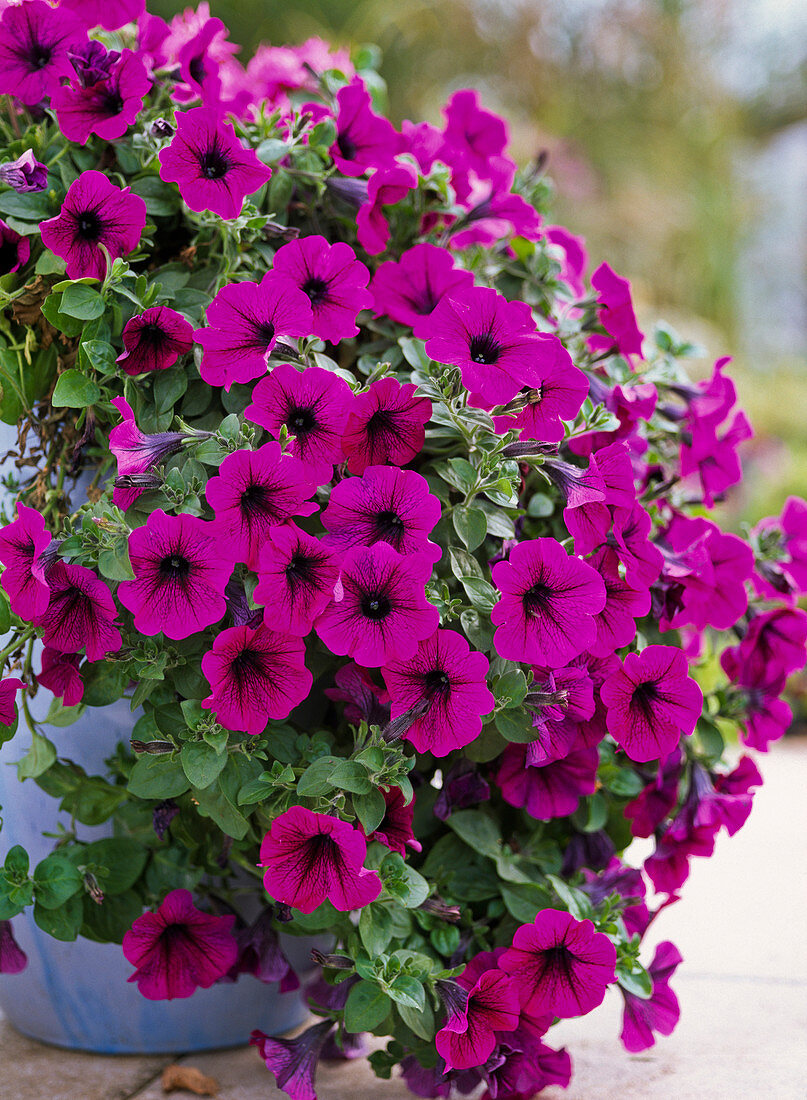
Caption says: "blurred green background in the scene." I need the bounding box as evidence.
[153,0,807,520]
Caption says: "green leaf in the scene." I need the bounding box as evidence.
[78,838,148,895]
[453,506,487,551]
[458,576,498,613]
[397,998,435,1041]
[598,764,644,798]
[154,365,188,413]
[32,854,83,909]
[127,756,189,800]
[297,755,340,796]
[359,903,394,956]
[0,588,10,633]
[16,730,56,780]
[387,974,425,1011]
[546,874,594,921]
[145,847,202,896]
[344,980,391,1032]
[41,293,84,337]
[494,668,528,709]
[98,541,134,581]
[495,707,537,743]
[51,369,100,408]
[60,283,105,320]
[0,190,54,220]
[34,894,83,941]
[192,778,250,839]
[501,882,554,924]
[180,741,228,790]
[353,787,387,834]
[616,961,653,1000]
[256,138,291,164]
[81,661,128,706]
[329,760,372,794]
[71,779,127,826]
[448,545,484,580]
[4,846,29,877]
[81,889,143,944]
[129,176,180,217]
[446,810,501,858]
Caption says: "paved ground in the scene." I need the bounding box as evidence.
[1,736,805,1099]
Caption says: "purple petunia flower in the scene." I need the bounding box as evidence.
[423,286,551,405]
[201,622,312,734]
[251,1018,334,1100]
[491,335,589,444]
[545,224,588,298]
[341,376,431,475]
[590,262,644,360]
[720,649,792,752]
[40,171,146,281]
[159,107,272,219]
[253,523,340,636]
[0,678,23,728]
[0,150,47,193]
[315,542,439,667]
[322,465,441,562]
[52,48,151,144]
[271,235,372,343]
[620,940,682,1052]
[330,77,402,177]
[491,538,606,667]
[371,243,475,335]
[118,510,232,640]
[496,742,599,820]
[0,920,27,974]
[436,968,520,1071]
[0,219,30,275]
[195,274,313,390]
[381,630,494,756]
[753,495,807,599]
[0,1,86,105]
[356,162,419,255]
[205,443,317,570]
[123,888,237,1001]
[35,562,121,661]
[226,908,299,991]
[324,662,390,727]
[117,306,194,376]
[728,606,807,684]
[109,396,187,511]
[0,503,53,619]
[600,645,703,763]
[433,759,490,820]
[245,363,354,484]
[367,787,421,855]
[259,806,382,913]
[587,547,652,657]
[36,647,83,707]
[500,909,616,1018]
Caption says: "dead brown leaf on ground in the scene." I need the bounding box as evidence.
[161,1063,219,1096]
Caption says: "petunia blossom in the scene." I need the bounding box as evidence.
[253,523,340,637]
[195,273,313,390]
[0,920,27,974]
[371,243,475,335]
[381,630,494,756]
[118,510,232,640]
[500,908,616,1018]
[259,806,382,913]
[201,622,312,734]
[620,941,683,1052]
[61,0,145,31]
[52,48,151,144]
[600,645,703,763]
[36,648,83,707]
[40,171,146,282]
[35,562,121,661]
[271,235,372,343]
[246,363,354,484]
[330,77,402,177]
[159,107,272,219]
[251,1018,334,1100]
[123,889,237,1000]
[0,1,86,105]
[0,679,23,728]
[0,503,53,619]
[341,377,431,475]
[423,286,550,405]
[435,969,520,1071]
[315,542,439,667]
[367,787,422,855]
[491,337,589,444]
[117,307,194,376]
[109,396,188,511]
[0,221,30,275]
[321,465,441,561]
[590,262,644,360]
[204,442,317,570]
[356,162,419,255]
[491,538,606,667]
[0,150,48,193]
[496,742,599,820]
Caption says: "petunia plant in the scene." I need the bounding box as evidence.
[0,3,804,1098]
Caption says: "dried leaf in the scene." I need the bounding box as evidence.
[161,1064,219,1096]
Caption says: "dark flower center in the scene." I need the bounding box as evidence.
[76,210,102,241]
[138,321,166,348]
[231,647,264,683]
[199,149,229,180]
[159,553,191,580]
[468,332,501,365]
[523,582,551,616]
[189,54,206,85]
[240,482,271,517]
[285,553,316,586]
[0,238,19,275]
[631,680,659,717]
[336,131,357,160]
[424,669,451,697]
[366,408,395,439]
[256,321,276,346]
[374,509,405,547]
[287,406,316,435]
[101,87,124,115]
[301,276,329,306]
[361,592,391,621]
[159,922,192,949]
[29,44,52,70]
[541,943,575,982]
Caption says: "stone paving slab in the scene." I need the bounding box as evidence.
[1,737,805,1099]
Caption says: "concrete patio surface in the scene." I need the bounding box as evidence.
[1,736,805,1099]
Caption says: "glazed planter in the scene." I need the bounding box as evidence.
[0,697,315,1053]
